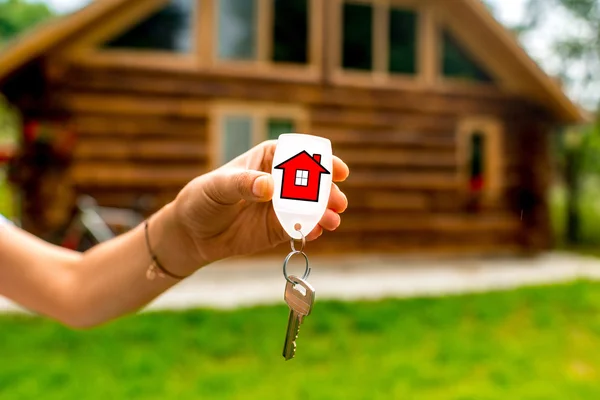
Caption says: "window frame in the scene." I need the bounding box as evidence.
[58,0,324,83]
[456,116,503,203]
[210,0,323,80]
[434,9,501,91]
[58,0,202,69]
[328,0,435,88]
[209,101,309,169]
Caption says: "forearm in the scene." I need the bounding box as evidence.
[69,201,204,327]
[0,202,205,328]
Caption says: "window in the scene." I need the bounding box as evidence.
[211,104,308,168]
[221,115,253,164]
[218,0,257,60]
[295,170,309,186]
[267,118,295,140]
[457,117,502,205]
[272,0,309,63]
[338,1,418,76]
[469,132,485,192]
[216,0,312,65]
[342,2,373,71]
[389,8,417,74]
[442,29,493,82]
[102,0,195,53]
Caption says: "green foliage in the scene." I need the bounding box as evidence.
[3,282,600,398]
[550,180,600,248]
[0,0,55,45]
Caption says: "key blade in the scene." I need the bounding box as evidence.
[283,310,300,360]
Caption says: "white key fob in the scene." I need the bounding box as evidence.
[271,133,333,240]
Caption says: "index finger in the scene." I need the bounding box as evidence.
[333,155,349,182]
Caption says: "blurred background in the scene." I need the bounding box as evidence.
[2,0,600,398]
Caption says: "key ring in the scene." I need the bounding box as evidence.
[290,227,306,253]
[282,250,311,284]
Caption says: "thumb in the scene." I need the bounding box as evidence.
[210,169,274,205]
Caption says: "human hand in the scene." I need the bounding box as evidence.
[171,140,349,267]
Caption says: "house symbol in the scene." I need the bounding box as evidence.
[274,150,331,202]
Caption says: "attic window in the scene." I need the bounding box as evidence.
[340,1,418,75]
[442,29,493,82]
[102,0,194,53]
[217,0,310,64]
[342,2,373,71]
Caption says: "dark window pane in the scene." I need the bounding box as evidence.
[103,0,193,52]
[389,8,417,74]
[218,0,257,60]
[342,2,372,71]
[272,0,308,63]
[442,30,493,82]
[267,118,295,140]
[470,132,485,180]
[222,115,253,164]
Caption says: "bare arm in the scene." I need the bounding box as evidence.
[0,141,349,329]
[0,202,201,328]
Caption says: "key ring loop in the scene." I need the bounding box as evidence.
[290,229,306,253]
[282,250,311,284]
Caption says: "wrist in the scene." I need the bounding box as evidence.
[147,202,208,278]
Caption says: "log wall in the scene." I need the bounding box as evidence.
[13,62,554,256]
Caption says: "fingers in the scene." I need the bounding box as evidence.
[206,169,274,205]
[306,225,323,241]
[332,155,349,182]
[328,183,348,213]
[318,209,341,231]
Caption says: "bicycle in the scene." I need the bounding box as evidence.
[58,195,152,252]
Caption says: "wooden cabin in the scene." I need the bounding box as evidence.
[0,0,585,256]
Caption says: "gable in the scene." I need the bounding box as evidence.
[101,0,194,53]
[441,28,494,83]
[0,0,585,124]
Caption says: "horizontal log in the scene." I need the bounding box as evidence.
[342,170,460,190]
[311,107,457,130]
[73,139,207,161]
[58,92,208,118]
[264,228,523,255]
[72,115,208,138]
[336,212,521,233]
[317,127,456,148]
[335,148,456,169]
[70,163,205,187]
[54,66,535,118]
[351,190,430,211]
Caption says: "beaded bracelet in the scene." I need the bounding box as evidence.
[144,219,189,280]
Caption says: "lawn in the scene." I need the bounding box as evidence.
[2,280,600,399]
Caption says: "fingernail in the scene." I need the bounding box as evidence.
[252,175,267,197]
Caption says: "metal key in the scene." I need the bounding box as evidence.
[282,275,315,360]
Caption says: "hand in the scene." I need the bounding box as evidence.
[171,140,349,266]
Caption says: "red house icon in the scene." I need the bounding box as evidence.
[274,150,331,202]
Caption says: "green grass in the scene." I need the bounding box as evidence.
[2,281,600,399]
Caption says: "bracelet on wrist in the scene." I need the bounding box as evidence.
[144,219,190,280]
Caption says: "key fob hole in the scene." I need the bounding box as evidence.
[293,284,307,296]
[294,223,302,231]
